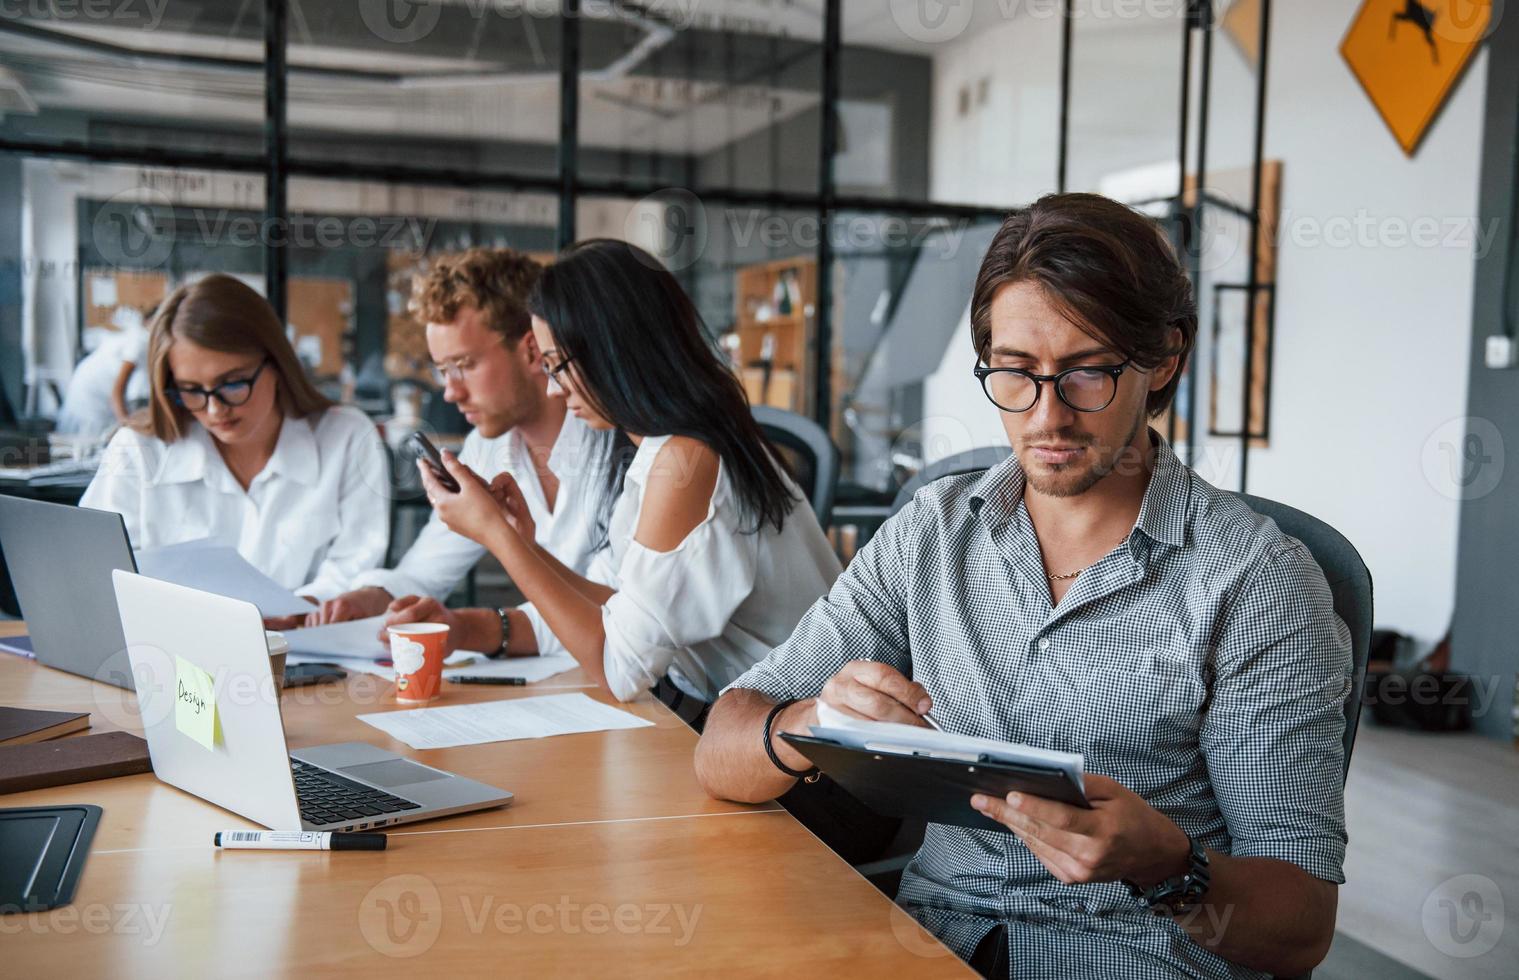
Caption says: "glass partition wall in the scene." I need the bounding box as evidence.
[1,0,1274,506]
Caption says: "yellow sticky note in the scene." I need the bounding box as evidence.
[175,655,220,750]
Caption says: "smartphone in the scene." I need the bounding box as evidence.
[282,663,348,688]
[407,431,461,493]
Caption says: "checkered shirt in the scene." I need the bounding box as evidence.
[727,434,1352,979]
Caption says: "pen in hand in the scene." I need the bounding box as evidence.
[448,676,527,686]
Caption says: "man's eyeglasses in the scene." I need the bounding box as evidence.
[973,358,1131,414]
[432,337,512,386]
[167,358,271,412]
[432,357,477,386]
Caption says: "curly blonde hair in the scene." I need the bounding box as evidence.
[410,248,544,341]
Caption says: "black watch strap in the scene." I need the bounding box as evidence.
[762,699,819,780]
[1124,835,1211,915]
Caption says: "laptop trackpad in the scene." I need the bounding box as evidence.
[340,758,450,788]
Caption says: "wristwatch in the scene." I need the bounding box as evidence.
[487,606,511,660]
[1124,835,1210,915]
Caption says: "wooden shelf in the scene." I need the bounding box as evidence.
[731,256,817,416]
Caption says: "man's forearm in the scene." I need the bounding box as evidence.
[1178,852,1337,976]
[445,606,538,655]
[695,689,818,804]
[453,607,506,653]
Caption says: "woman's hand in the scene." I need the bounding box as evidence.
[488,471,537,542]
[417,451,518,548]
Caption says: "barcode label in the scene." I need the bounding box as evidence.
[226,832,262,843]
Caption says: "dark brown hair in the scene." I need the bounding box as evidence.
[137,274,331,442]
[410,247,543,342]
[970,193,1197,417]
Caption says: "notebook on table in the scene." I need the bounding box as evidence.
[0,707,89,746]
[0,731,152,795]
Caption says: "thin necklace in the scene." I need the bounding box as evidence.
[1047,536,1127,581]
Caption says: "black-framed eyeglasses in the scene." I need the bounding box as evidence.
[167,358,271,412]
[542,354,576,383]
[973,358,1131,414]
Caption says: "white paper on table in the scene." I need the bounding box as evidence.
[443,652,578,683]
[356,692,654,749]
[282,615,391,660]
[283,622,576,683]
[286,649,487,679]
[134,540,314,617]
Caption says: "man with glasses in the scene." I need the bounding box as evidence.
[319,249,609,661]
[697,194,1351,978]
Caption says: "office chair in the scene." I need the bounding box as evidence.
[1240,495,1373,980]
[890,446,1014,516]
[1237,493,1373,778]
[753,406,841,528]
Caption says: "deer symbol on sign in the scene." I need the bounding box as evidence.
[1390,0,1440,64]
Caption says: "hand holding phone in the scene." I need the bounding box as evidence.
[407,431,461,494]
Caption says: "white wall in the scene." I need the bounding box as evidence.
[921,1,1486,640]
[1247,1,1483,641]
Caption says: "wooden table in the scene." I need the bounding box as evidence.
[0,621,969,977]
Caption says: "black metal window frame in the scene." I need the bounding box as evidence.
[0,0,1273,492]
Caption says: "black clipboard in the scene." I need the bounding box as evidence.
[779,733,1089,834]
[0,804,102,913]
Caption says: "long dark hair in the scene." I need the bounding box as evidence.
[528,239,797,547]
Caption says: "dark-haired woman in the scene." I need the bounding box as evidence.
[420,239,841,710]
[81,274,390,619]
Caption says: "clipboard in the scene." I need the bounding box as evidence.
[779,733,1090,834]
[1,804,103,913]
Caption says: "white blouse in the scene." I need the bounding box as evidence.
[351,411,608,656]
[596,435,843,702]
[80,405,391,600]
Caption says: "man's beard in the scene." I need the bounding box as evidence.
[1022,413,1144,499]
[472,383,535,439]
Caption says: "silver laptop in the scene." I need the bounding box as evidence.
[112,570,513,832]
[0,496,138,689]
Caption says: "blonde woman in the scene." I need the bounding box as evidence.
[81,274,389,623]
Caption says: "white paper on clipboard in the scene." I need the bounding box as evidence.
[809,701,1086,790]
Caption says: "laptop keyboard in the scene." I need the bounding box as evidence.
[291,759,422,826]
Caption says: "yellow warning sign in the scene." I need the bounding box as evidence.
[1341,0,1492,155]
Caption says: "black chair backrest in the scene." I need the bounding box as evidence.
[890,446,1014,516]
[1235,493,1373,777]
[753,406,840,528]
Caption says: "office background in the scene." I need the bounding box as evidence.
[1,4,1517,973]
[3,0,1516,717]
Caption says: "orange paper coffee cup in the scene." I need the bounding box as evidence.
[388,623,448,703]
